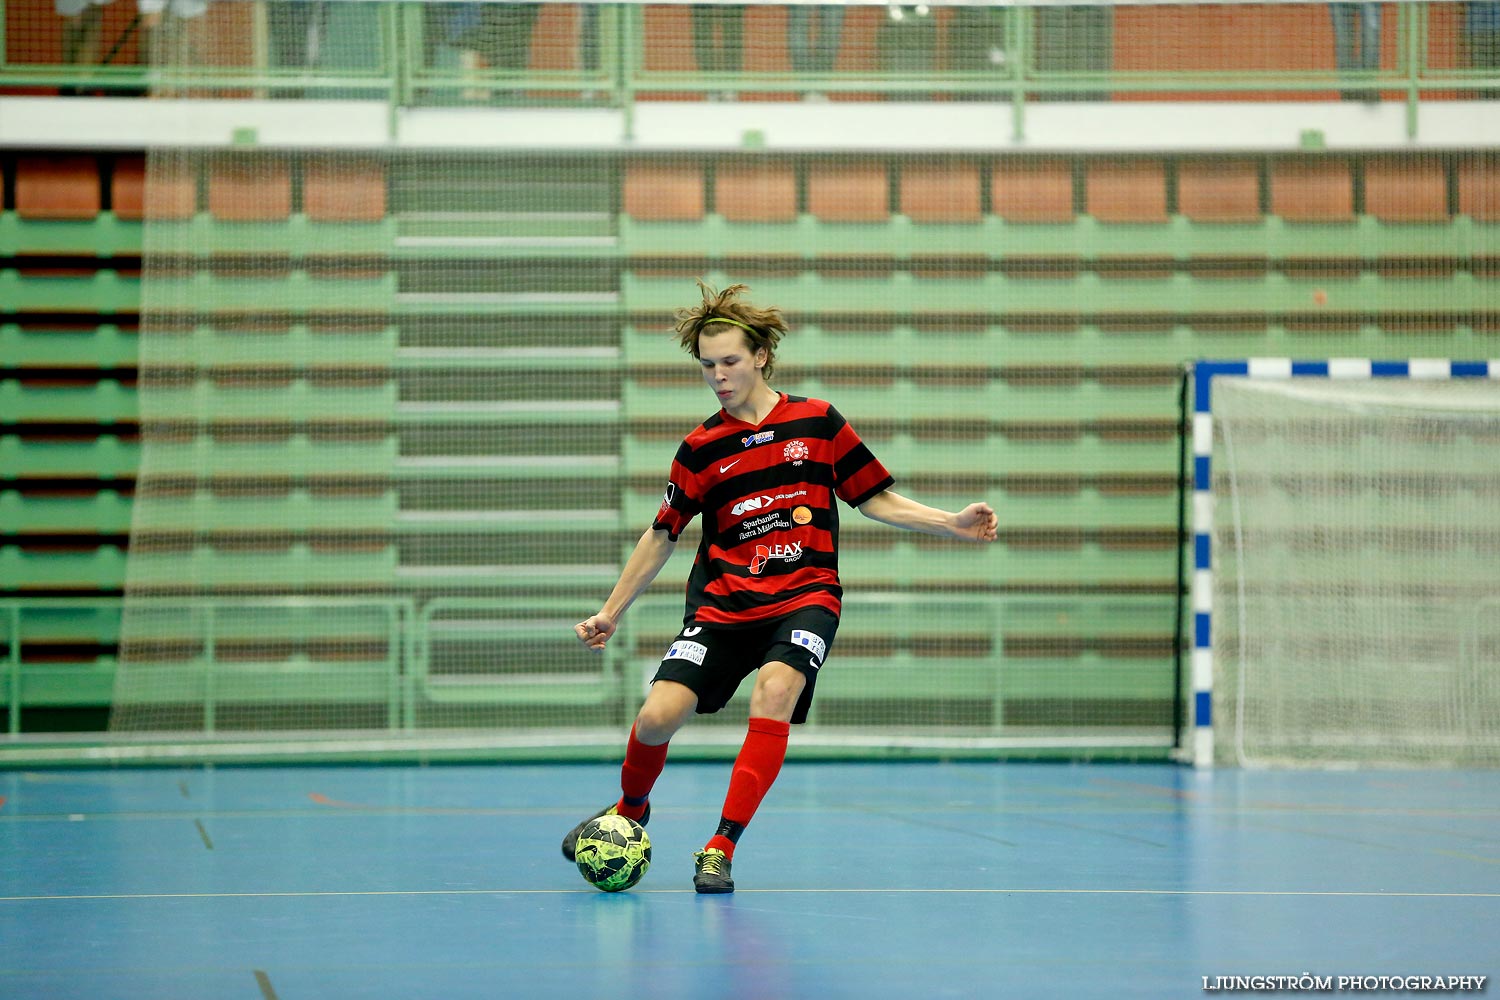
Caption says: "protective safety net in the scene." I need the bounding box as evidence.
[88,0,1495,760]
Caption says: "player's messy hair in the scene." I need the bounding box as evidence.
[673,280,789,381]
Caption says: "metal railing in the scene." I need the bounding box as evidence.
[1,595,414,735]
[3,591,1181,745]
[0,3,1495,140]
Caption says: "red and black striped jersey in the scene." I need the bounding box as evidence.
[651,393,895,626]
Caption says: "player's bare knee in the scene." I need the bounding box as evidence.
[634,684,695,743]
[750,668,804,720]
[632,711,675,745]
[632,703,679,744]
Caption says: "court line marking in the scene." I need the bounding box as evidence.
[3,888,1498,902]
[844,804,1022,848]
[308,792,367,809]
[1008,812,1170,849]
[6,804,1498,823]
[1243,817,1500,866]
[1370,816,1500,847]
[253,970,279,1000]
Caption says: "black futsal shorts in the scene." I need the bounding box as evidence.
[650,606,839,725]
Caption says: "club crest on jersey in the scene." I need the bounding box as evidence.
[742,430,775,447]
[783,439,809,465]
[749,541,802,575]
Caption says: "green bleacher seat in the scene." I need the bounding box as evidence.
[3,379,404,430]
[129,492,397,534]
[0,212,143,257]
[0,546,128,592]
[145,435,396,479]
[147,270,396,315]
[0,270,138,314]
[0,435,138,478]
[0,490,132,534]
[0,323,138,369]
[0,380,135,424]
[123,545,399,591]
[835,539,1174,589]
[145,215,396,258]
[147,379,398,423]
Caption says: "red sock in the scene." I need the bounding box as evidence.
[616,722,668,822]
[705,717,790,859]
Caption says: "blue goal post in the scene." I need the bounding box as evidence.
[1185,358,1498,768]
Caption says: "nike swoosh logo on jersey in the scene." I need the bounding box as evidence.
[719,460,741,474]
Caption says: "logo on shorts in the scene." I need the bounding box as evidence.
[791,629,826,667]
[749,541,802,575]
[665,640,707,666]
[742,430,775,447]
[792,505,812,525]
[783,440,809,465]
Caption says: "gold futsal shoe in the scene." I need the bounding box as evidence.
[693,848,734,894]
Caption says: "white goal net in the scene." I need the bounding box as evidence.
[1211,376,1500,768]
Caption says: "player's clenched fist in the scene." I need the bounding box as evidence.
[575,615,615,652]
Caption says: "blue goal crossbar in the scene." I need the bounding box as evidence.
[1186,358,1498,767]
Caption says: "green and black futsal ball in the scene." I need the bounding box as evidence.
[574,814,651,892]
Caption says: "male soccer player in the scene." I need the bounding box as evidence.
[566,282,998,893]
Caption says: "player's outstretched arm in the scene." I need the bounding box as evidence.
[857,489,998,543]
[575,526,677,652]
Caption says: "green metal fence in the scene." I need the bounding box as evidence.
[1,591,1177,762]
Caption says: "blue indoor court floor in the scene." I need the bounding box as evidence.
[1,761,1497,999]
